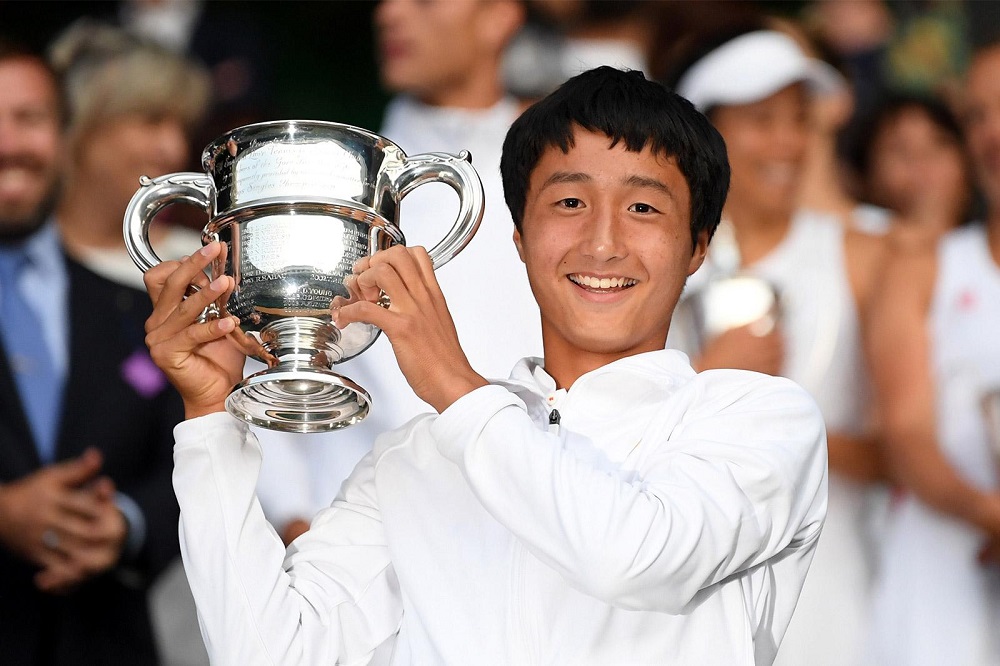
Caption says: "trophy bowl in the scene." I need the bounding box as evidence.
[124,120,483,433]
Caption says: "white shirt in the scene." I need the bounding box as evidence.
[254,96,542,529]
[671,210,881,666]
[173,350,827,665]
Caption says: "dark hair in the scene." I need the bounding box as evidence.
[852,93,964,178]
[0,37,67,127]
[500,66,730,248]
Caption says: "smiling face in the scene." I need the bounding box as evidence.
[0,56,62,240]
[867,105,969,220]
[710,83,808,225]
[513,128,707,384]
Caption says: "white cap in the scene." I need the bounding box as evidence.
[675,30,844,112]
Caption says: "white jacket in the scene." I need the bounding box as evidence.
[172,350,827,665]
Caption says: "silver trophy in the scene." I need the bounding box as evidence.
[677,220,781,346]
[124,120,483,433]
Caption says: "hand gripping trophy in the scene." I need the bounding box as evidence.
[124,121,483,433]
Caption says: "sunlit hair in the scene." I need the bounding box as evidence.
[48,21,210,146]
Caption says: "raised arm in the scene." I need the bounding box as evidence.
[144,245,402,664]
[428,374,827,614]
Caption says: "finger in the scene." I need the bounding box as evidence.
[227,326,262,358]
[356,262,409,306]
[147,276,234,343]
[148,315,238,361]
[352,254,372,275]
[333,300,396,332]
[51,448,103,487]
[146,244,224,329]
[34,555,85,594]
[369,246,428,298]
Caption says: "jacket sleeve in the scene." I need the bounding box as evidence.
[172,413,402,666]
[430,375,828,614]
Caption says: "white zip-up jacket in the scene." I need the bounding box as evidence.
[172,350,827,665]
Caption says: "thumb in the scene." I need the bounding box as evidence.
[53,447,103,487]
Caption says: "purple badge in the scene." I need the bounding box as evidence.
[120,349,168,399]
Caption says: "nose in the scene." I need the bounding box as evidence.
[580,207,628,262]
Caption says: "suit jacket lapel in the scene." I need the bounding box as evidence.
[0,335,42,479]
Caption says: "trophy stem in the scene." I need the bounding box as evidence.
[258,317,345,370]
[226,317,372,433]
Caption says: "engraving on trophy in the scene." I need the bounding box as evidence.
[124,119,484,433]
[234,142,366,203]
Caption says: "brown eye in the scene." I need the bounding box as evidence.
[628,202,658,214]
[560,198,582,209]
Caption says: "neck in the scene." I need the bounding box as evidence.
[541,329,664,391]
[796,133,855,220]
[724,201,794,266]
[56,176,130,252]
[987,213,1000,267]
[415,67,505,110]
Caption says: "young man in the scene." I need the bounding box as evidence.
[145,67,826,664]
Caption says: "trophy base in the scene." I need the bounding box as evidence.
[226,364,371,433]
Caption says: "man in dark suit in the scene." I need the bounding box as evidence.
[0,40,183,665]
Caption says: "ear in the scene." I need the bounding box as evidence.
[513,226,526,264]
[687,230,709,276]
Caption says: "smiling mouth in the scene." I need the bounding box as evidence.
[568,273,638,291]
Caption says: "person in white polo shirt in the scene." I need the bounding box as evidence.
[142,67,827,665]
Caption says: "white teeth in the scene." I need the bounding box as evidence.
[569,274,636,289]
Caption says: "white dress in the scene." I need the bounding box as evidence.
[866,224,1000,666]
[253,96,543,530]
[671,210,884,666]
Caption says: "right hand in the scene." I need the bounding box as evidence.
[143,242,255,419]
[694,322,785,376]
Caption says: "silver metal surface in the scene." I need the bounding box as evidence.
[124,120,484,432]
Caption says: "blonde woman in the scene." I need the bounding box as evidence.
[49,21,210,289]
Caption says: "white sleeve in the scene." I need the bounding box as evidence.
[430,377,827,614]
[254,428,315,530]
[172,413,402,666]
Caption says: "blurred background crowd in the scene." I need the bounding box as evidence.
[3,0,1000,665]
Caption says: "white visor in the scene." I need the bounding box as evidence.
[675,30,844,112]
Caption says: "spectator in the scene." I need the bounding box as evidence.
[253,0,541,549]
[48,20,210,290]
[854,93,973,240]
[667,27,887,666]
[864,40,1000,666]
[0,39,183,666]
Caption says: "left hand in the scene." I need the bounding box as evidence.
[331,246,487,412]
[34,474,128,594]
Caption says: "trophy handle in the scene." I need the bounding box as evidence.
[123,172,214,272]
[392,151,484,269]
